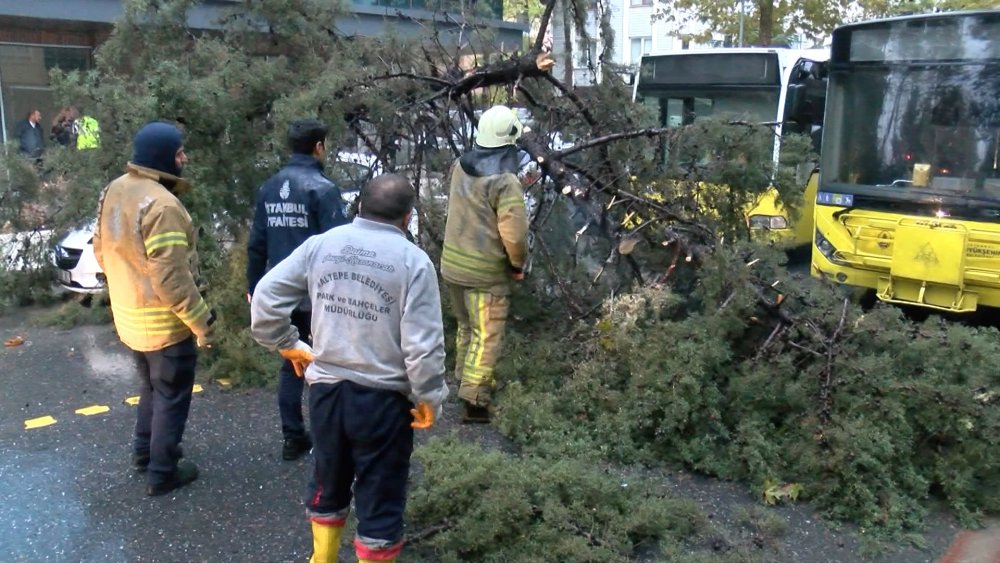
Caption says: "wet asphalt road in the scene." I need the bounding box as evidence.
[1,317,314,562]
[0,309,977,563]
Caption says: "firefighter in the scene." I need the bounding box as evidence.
[440,105,529,423]
[93,121,215,496]
[250,174,448,563]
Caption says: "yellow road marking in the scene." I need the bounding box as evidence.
[124,396,140,406]
[25,416,56,429]
[75,405,110,416]
[193,384,203,393]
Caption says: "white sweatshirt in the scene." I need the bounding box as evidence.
[250,217,449,409]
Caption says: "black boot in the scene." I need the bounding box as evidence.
[282,433,313,461]
[133,445,183,473]
[146,461,199,496]
[461,402,492,424]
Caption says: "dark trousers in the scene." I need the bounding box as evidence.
[307,381,414,543]
[278,309,312,440]
[132,337,197,486]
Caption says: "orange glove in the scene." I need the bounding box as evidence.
[410,402,438,430]
[279,341,314,378]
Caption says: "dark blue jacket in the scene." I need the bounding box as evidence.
[15,119,44,158]
[247,154,348,295]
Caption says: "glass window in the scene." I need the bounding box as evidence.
[848,14,1000,62]
[644,90,780,127]
[822,62,1000,200]
[637,52,780,86]
[576,37,597,67]
[0,44,92,143]
[630,37,651,63]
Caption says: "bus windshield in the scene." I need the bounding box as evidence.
[639,90,780,127]
[823,14,1000,201]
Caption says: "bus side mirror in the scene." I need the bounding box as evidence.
[785,84,807,123]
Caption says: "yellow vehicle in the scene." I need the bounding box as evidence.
[633,47,829,247]
[812,10,1000,312]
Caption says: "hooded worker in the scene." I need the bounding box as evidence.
[440,105,529,423]
[93,121,215,496]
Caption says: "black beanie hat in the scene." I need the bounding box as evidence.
[132,122,184,177]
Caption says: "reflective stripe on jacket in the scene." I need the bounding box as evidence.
[440,160,528,288]
[93,163,212,352]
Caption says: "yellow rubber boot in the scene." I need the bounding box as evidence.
[308,519,344,563]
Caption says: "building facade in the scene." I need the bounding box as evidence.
[550,0,717,87]
[0,0,525,143]
[551,0,820,87]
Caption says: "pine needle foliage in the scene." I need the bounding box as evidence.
[406,436,707,562]
[496,246,999,535]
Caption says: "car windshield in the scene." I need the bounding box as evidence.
[822,62,1000,200]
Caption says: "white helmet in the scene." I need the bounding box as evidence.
[475,105,525,149]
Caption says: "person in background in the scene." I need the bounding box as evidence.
[51,107,78,147]
[93,121,216,496]
[15,109,44,160]
[247,118,348,461]
[75,110,101,150]
[250,174,448,563]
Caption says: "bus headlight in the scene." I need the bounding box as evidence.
[814,228,843,264]
[748,215,789,230]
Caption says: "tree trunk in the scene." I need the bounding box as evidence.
[561,0,574,85]
[757,0,774,46]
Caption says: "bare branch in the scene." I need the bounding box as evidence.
[533,0,558,52]
[542,73,598,127]
[552,127,677,160]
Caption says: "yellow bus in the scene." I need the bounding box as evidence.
[633,47,829,247]
[812,10,1000,312]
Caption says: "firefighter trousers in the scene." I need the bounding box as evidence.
[131,337,197,487]
[447,282,510,406]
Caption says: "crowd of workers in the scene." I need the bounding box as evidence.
[93,105,529,562]
[12,106,101,162]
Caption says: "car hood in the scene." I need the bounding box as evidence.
[59,220,97,249]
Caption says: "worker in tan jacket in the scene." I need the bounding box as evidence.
[441,105,529,423]
[94,121,215,496]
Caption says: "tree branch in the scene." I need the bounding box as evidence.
[533,0,557,52]
[552,127,677,160]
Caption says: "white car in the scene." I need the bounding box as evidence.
[329,150,382,206]
[52,219,105,294]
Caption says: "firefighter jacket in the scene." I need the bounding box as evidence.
[93,163,213,352]
[246,154,348,296]
[440,146,529,288]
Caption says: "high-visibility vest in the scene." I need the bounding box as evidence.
[76,116,100,150]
